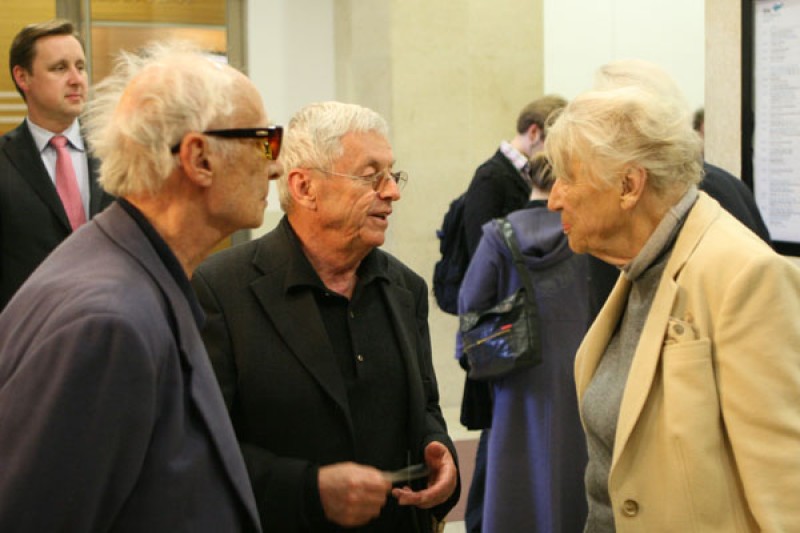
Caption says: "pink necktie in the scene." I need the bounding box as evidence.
[50,135,86,230]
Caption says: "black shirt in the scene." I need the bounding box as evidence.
[118,197,204,329]
[286,228,413,532]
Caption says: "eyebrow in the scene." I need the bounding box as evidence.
[356,158,397,173]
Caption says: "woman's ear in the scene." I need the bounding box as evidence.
[620,165,647,208]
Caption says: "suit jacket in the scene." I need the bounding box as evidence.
[0,121,114,310]
[192,217,460,532]
[463,148,532,256]
[0,202,261,532]
[576,193,800,532]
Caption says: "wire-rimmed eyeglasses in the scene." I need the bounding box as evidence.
[314,167,408,191]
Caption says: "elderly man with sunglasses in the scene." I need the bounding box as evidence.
[0,42,282,532]
[192,101,460,532]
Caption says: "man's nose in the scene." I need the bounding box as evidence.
[66,65,85,84]
[267,160,284,181]
[376,174,401,201]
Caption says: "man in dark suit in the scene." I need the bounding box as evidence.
[192,101,459,532]
[459,95,567,533]
[0,19,114,310]
[0,41,283,531]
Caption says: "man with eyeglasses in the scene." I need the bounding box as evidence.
[192,101,460,532]
[0,41,281,532]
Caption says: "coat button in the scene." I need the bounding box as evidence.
[621,499,639,517]
[356,354,364,362]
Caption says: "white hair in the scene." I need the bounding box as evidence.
[82,41,246,196]
[277,101,389,211]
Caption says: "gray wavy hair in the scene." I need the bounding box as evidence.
[82,41,244,196]
[277,101,389,211]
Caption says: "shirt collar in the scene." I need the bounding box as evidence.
[499,140,529,173]
[282,218,389,294]
[117,198,205,328]
[623,185,699,281]
[499,140,532,186]
[26,118,85,153]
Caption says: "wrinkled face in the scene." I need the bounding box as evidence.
[547,159,623,257]
[209,89,284,231]
[15,34,88,132]
[314,130,401,254]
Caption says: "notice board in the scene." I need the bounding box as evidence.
[743,0,800,255]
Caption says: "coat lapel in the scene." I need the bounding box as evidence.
[576,274,631,399]
[381,274,425,453]
[3,123,71,231]
[609,193,720,466]
[88,156,108,216]
[248,230,354,436]
[95,204,261,529]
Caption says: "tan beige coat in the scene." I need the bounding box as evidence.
[577,192,800,532]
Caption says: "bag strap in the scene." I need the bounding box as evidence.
[498,218,536,305]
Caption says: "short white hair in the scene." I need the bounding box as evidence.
[83,41,246,196]
[546,59,702,197]
[277,101,389,211]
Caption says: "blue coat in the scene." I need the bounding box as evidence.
[459,201,590,532]
[0,202,260,532]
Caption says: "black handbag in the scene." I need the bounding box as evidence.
[459,218,542,381]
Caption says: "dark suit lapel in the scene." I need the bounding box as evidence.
[381,269,426,455]
[88,156,107,216]
[3,123,71,231]
[249,232,354,431]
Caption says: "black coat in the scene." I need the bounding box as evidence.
[463,149,532,256]
[192,217,459,532]
[0,121,114,310]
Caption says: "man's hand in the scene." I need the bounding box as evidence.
[392,441,458,509]
[318,462,392,527]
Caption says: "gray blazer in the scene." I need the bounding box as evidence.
[0,202,261,532]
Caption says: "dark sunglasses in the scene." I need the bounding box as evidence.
[170,126,283,160]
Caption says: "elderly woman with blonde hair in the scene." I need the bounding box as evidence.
[545,59,800,532]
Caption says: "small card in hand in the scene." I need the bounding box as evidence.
[383,463,430,484]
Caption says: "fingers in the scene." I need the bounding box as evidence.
[393,442,458,509]
[318,462,392,527]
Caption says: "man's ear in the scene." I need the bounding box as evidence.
[528,123,542,145]
[287,168,316,209]
[177,133,213,188]
[620,165,647,209]
[12,65,29,94]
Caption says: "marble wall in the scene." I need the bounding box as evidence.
[331,0,545,419]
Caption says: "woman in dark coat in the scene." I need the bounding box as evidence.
[458,154,590,532]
